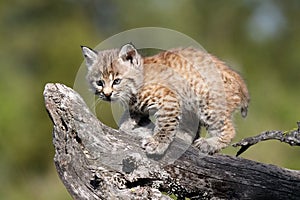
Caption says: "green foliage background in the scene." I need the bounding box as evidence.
[0,0,299,199]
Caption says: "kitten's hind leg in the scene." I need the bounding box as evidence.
[193,118,235,155]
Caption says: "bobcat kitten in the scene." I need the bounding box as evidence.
[81,43,249,155]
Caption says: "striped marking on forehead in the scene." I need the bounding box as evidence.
[109,73,113,81]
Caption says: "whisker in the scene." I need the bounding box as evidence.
[91,97,102,111]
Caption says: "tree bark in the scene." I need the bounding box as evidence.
[44,83,300,200]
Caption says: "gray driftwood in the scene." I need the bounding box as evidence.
[44,83,300,200]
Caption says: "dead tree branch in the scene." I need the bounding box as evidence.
[44,83,300,200]
[233,123,300,156]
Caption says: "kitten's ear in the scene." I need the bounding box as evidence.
[118,43,141,67]
[81,46,98,69]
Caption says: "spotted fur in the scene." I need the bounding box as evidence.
[82,44,249,155]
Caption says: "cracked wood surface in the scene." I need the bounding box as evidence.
[44,83,300,200]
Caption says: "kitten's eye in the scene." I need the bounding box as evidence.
[96,80,104,87]
[113,78,122,85]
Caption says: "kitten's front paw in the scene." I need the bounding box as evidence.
[141,137,169,155]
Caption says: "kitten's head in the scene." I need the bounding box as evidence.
[81,43,143,103]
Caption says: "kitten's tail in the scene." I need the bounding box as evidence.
[240,84,250,118]
[241,105,248,118]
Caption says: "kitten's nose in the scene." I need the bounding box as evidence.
[103,92,112,101]
[103,88,112,98]
[104,92,112,97]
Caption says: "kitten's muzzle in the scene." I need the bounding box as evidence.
[103,91,113,101]
[95,91,112,101]
[100,87,113,100]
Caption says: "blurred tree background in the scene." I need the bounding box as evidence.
[0,0,299,199]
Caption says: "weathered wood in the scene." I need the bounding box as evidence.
[44,83,300,200]
[233,123,300,156]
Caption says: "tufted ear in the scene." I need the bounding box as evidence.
[118,43,141,67]
[81,46,98,69]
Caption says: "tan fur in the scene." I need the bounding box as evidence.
[82,44,249,155]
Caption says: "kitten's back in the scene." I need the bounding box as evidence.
[143,47,249,117]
